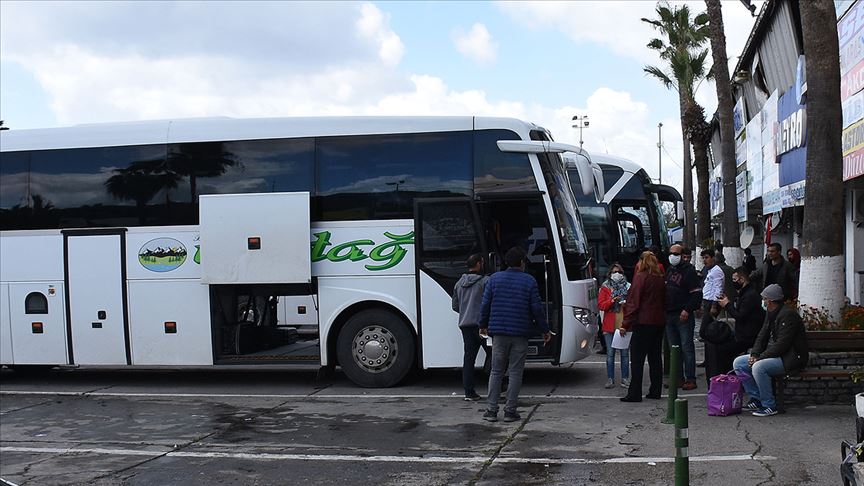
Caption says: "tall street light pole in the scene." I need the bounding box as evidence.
[572,115,589,148]
[658,122,663,184]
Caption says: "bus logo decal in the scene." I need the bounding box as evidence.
[311,231,414,271]
[138,238,188,272]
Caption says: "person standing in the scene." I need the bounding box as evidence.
[742,248,757,275]
[751,243,794,298]
[664,244,702,391]
[694,248,724,390]
[452,254,489,401]
[786,248,801,301]
[708,267,765,384]
[732,284,809,417]
[597,263,630,389]
[620,251,667,402]
[479,247,552,423]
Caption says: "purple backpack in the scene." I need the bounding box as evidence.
[707,372,744,416]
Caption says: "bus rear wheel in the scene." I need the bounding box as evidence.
[336,309,414,388]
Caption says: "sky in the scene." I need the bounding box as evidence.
[0,1,763,194]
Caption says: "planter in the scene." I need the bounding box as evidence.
[807,330,864,352]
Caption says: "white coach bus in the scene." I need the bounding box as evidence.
[566,153,682,279]
[0,117,601,387]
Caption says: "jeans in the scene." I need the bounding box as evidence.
[487,335,529,414]
[603,332,629,380]
[733,354,786,409]
[665,310,696,381]
[461,326,483,396]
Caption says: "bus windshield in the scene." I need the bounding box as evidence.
[538,152,588,279]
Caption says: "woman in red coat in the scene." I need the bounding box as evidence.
[620,251,667,402]
[598,263,630,389]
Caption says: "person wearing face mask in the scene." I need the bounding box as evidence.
[598,263,631,389]
[707,268,765,384]
[664,244,702,390]
[732,284,809,417]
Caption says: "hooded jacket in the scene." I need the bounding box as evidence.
[452,273,488,328]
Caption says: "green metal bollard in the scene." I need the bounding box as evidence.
[662,345,680,424]
[674,398,689,486]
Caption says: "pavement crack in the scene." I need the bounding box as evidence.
[0,399,56,415]
[738,415,776,485]
[468,403,542,486]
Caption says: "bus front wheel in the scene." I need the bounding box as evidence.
[336,309,415,388]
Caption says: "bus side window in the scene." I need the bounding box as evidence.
[25,292,49,314]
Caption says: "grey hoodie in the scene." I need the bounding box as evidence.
[452,273,488,328]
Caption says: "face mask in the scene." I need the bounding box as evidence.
[733,281,743,290]
[611,272,625,283]
[668,255,681,266]
[761,300,768,311]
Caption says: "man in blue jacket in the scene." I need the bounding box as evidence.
[479,247,552,423]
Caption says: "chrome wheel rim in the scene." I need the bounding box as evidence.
[350,325,397,373]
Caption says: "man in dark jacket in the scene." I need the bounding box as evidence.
[452,254,489,401]
[732,284,809,417]
[751,243,795,298]
[479,247,551,423]
[709,267,765,383]
[664,244,702,389]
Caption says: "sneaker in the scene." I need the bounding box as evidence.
[621,378,630,388]
[464,393,482,401]
[745,399,762,411]
[503,411,521,422]
[482,410,498,422]
[752,406,778,417]
[604,378,615,389]
[681,380,697,391]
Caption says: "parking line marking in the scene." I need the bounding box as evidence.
[0,446,775,465]
[0,390,706,400]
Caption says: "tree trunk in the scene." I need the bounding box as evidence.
[799,0,845,318]
[692,140,711,246]
[706,0,742,266]
[679,98,696,249]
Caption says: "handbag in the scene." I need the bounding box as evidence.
[707,371,744,416]
[700,308,735,345]
[614,310,624,329]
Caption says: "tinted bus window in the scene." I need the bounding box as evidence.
[1,144,172,230]
[167,138,314,224]
[473,129,537,193]
[316,132,472,221]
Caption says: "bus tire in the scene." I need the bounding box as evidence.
[336,309,415,388]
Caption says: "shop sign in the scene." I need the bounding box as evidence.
[780,181,806,208]
[844,145,864,181]
[746,114,763,200]
[842,59,864,100]
[844,89,864,128]
[844,118,864,156]
[763,188,783,215]
[733,97,746,138]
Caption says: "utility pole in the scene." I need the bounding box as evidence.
[658,122,663,184]
[572,115,589,148]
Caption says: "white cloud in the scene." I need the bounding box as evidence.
[452,23,499,65]
[357,3,404,66]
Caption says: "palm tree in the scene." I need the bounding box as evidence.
[705,0,741,266]
[167,143,238,202]
[798,0,844,319]
[105,159,182,223]
[643,2,711,247]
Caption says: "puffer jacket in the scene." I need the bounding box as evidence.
[452,273,488,328]
[479,268,549,337]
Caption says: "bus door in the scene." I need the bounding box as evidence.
[64,230,130,365]
[414,198,486,368]
[477,194,561,363]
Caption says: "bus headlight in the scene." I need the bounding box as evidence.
[572,307,597,330]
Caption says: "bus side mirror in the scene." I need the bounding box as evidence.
[676,201,685,220]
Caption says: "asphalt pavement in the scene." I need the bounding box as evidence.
[0,343,853,485]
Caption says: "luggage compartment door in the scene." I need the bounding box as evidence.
[66,231,130,365]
